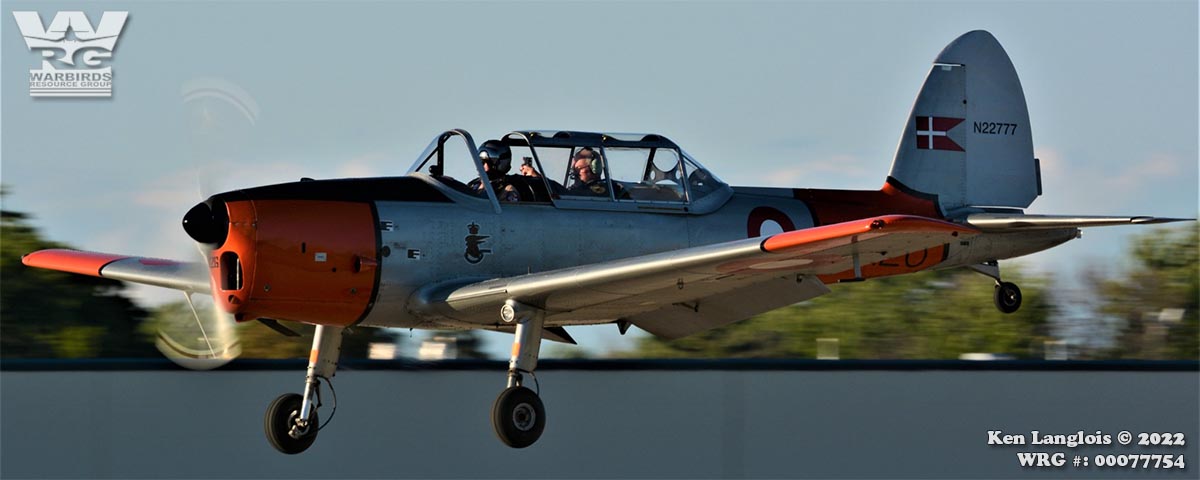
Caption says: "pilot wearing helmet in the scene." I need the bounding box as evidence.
[469,140,521,202]
[566,147,608,197]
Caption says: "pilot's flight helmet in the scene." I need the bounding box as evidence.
[478,140,512,178]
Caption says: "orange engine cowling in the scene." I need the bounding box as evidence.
[205,199,378,327]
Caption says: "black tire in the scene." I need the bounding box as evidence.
[264,393,318,454]
[491,386,545,448]
[994,282,1022,314]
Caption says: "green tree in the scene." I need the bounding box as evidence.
[1094,226,1198,360]
[1,204,156,358]
[632,267,1054,359]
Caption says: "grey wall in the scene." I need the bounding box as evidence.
[2,367,1196,479]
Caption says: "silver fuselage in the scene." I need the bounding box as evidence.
[360,180,1076,329]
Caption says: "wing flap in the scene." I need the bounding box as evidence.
[23,249,209,294]
[630,275,831,340]
[478,325,578,345]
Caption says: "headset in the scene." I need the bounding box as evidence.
[574,147,602,176]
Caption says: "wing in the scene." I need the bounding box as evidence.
[22,249,209,294]
[412,215,978,339]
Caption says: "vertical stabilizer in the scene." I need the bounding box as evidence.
[888,30,1039,212]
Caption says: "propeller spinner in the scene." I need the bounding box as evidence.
[148,197,241,370]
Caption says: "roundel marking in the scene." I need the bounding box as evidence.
[747,206,796,238]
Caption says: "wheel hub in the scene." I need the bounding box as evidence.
[287,410,311,439]
[512,403,536,431]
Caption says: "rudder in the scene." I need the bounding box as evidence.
[888,30,1040,213]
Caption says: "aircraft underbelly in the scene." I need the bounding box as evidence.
[940,228,1079,268]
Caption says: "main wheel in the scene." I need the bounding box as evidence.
[491,386,545,448]
[264,393,318,454]
[994,281,1022,314]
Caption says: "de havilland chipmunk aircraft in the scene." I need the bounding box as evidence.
[22,30,1190,454]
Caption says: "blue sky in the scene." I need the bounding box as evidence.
[3,1,1196,358]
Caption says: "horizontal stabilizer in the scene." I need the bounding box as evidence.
[965,213,1194,231]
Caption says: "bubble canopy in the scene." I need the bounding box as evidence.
[407,130,731,214]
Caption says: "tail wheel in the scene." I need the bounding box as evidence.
[994,281,1022,314]
[492,386,545,448]
[264,393,318,454]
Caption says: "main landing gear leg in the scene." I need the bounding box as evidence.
[969,261,1022,314]
[492,300,546,448]
[264,324,344,454]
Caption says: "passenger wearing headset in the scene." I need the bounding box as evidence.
[469,140,521,202]
[566,147,608,197]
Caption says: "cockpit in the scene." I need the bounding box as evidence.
[406,130,731,214]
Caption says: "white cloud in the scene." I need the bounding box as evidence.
[335,152,389,178]
[727,153,877,188]
[1033,147,1194,216]
[1034,147,1064,178]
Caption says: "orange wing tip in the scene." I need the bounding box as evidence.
[21,249,129,277]
[761,215,978,253]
